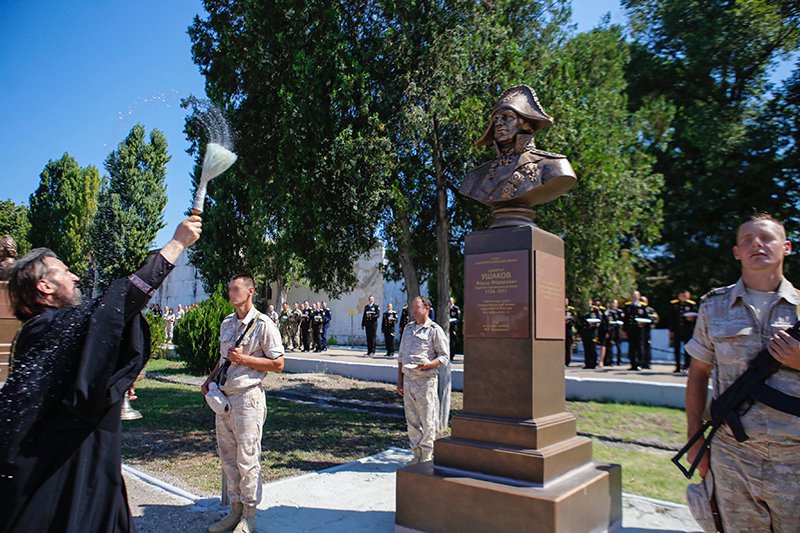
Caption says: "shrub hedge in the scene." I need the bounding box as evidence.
[173,285,233,374]
[144,312,167,359]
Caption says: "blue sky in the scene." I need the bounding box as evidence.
[0,1,794,246]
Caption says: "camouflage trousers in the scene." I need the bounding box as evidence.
[288,322,300,349]
[215,386,267,506]
[402,370,439,464]
[711,433,800,532]
[279,322,291,349]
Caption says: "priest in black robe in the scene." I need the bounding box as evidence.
[0,216,202,533]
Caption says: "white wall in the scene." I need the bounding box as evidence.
[150,246,419,345]
[150,252,209,311]
[277,247,411,346]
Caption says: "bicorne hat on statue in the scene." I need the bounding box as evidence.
[476,84,554,146]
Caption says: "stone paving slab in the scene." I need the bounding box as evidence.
[126,448,701,532]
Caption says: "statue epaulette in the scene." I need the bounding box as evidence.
[526,147,566,159]
[701,286,730,301]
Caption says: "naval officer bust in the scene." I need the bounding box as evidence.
[460,85,576,227]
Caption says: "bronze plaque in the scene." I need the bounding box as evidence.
[534,251,565,340]
[464,250,529,338]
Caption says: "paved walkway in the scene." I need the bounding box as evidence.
[291,345,687,384]
[126,448,701,532]
[282,346,695,408]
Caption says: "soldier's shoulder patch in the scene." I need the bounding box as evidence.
[669,299,679,304]
[624,301,632,305]
[687,299,697,304]
[701,286,730,301]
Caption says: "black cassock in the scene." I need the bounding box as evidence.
[0,254,173,533]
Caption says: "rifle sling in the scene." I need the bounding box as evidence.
[750,382,800,418]
[216,314,261,387]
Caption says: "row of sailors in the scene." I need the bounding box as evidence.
[362,296,463,357]
[270,296,465,357]
[565,290,699,372]
[272,301,332,353]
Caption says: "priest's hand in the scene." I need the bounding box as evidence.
[173,215,203,249]
[160,216,203,265]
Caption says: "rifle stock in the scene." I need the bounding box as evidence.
[673,320,800,479]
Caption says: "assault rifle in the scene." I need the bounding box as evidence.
[673,320,800,479]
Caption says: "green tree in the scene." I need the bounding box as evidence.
[380,12,666,311]
[187,0,393,300]
[534,26,668,306]
[0,199,31,255]
[623,0,800,305]
[377,0,573,323]
[92,124,169,288]
[28,154,100,278]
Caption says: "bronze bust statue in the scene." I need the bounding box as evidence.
[460,84,576,228]
[0,235,18,281]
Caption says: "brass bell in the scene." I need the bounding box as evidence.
[121,391,142,421]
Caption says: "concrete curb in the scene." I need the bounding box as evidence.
[284,356,465,391]
[284,356,710,409]
[122,464,214,509]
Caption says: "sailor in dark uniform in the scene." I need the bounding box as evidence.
[580,301,603,369]
[312,302,324,353]
[299,300,312,352]
[398,303,410,344]
[565,298,577,365]
[320,301,332,351]
[669,290,698,372]
[605,299,624,365]
[361,295,380,355]
[382,303,398,357]
[640,296,659,369]
[448,297,462,359]
[622,291,649,370]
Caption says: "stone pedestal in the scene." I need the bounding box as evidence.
[0,282,20,385]
[395,226,621,532]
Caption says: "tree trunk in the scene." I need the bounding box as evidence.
[275,273,287,311]
[432,115,450,336]
[396,205,421,305]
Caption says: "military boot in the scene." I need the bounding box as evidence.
[233,504,257,533]
[209,501,243,533]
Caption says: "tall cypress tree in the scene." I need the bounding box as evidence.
[0,199,31,256]
[28,153,100,279]
[92,124,169,288]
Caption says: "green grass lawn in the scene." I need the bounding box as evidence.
[122,376,407,496]
[130,358,693,502]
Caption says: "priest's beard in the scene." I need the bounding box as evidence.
[52,283,82,308]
